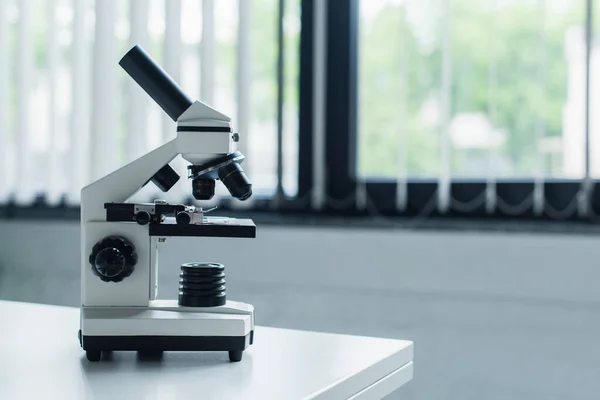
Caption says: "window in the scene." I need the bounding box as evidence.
[359,0,585,179]
[0,0,300,207]
[2,0,600,223]
[315,0,599,220]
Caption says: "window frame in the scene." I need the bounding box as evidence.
[314,0,600,222]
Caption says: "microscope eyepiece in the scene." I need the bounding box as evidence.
[119,45,193,121]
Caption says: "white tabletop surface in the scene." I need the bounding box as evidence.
[0,301,413,400]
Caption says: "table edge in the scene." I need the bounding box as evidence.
[346,361,413,400]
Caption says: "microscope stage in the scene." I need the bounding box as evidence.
[104,203,255,238]
[149,217,256,238]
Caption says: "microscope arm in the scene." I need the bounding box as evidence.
[81,139,178,222]
[81,46,235,223]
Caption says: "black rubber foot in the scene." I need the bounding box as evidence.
[137,350,164,360]
[228,350,243,362]
[86,350,102,362]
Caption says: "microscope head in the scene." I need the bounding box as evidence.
[119,45,252,201]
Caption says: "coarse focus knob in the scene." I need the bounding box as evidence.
[89,236,137,282]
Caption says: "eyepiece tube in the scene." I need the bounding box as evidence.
[119,45,193,121]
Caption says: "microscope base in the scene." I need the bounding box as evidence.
[79,331,252,362]
[79,300,254,362]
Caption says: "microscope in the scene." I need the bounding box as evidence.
[78,45,255,362]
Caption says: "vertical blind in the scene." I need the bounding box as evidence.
[0,0,300,208]
[4,0,590,221]
[353,0,597,220]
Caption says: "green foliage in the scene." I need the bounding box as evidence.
[359,0,583,178]
[250,0,278,122]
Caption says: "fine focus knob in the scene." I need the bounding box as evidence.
[89,236,137,282]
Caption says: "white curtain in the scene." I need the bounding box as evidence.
[0,0,300,207]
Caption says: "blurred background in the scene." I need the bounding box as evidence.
[1,0,600,399]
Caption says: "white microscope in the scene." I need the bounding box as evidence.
[78,45,255,362]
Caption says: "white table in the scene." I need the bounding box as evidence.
[0,301,413,399]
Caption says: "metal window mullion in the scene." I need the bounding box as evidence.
[298,0,316,205]
[579,0,593,217]
[324,0,358,208]
[274,0,285,204]
[311,0,327,209]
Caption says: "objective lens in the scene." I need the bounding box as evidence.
[192,178,216,200]
[218,162,252,201]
